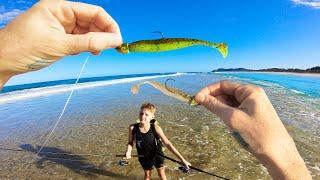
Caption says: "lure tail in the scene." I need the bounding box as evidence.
[131,84,141,94]
[131,81,148,94]
[211,42,228,58]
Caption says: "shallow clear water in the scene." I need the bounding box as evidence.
[0,73,319,179]
[217,72,320,98]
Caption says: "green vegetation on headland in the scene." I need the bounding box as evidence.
[212,66,320,74]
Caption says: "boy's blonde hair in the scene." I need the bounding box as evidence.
[140,103,156,114]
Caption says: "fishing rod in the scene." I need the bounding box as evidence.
[0,148,144,165]
[115,152,230,179]
[115,154,144,158]
[0,148,146,159]
[0,147,119,157]
[158,153,230,180]
[1,147,230,179]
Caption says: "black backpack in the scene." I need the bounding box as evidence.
[132,119,164,151]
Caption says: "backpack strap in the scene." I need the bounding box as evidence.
[150,120,164,150]
[150,120,160,141]
[150,119,156,124]
[132,123,139,140]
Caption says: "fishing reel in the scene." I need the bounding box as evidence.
[118,159,129,167]
[179,166,190,173]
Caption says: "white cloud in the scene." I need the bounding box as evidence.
[291,0,320,9]
[0,9,24,27]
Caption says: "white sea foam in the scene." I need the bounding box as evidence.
[215,73,287,89]
[290,89,305,95]
[0,73,185,104]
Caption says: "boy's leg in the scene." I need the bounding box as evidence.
[139,158,153,180]
[156,167,167,180]
[144,170,152,180]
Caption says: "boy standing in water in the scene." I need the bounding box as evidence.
[124,103,191,180]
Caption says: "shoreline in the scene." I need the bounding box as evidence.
[213,71,320,77]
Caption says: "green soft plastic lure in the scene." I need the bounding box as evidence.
[131,79,199,106]
[116,38,228,58]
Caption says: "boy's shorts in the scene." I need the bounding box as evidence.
[138,155,164,170]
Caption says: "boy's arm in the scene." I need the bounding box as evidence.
[155,125,191,167]
[125,125,135,159]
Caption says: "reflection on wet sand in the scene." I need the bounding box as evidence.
[18,144,128,179]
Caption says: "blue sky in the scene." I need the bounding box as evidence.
[0,0,319,85]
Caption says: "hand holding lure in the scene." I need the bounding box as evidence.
[131,79,199,106]
[116,32,228,58]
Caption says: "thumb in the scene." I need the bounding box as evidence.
[186,162,190,168]
[65,32,122,55]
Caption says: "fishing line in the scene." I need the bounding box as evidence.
[31,55,90,162]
